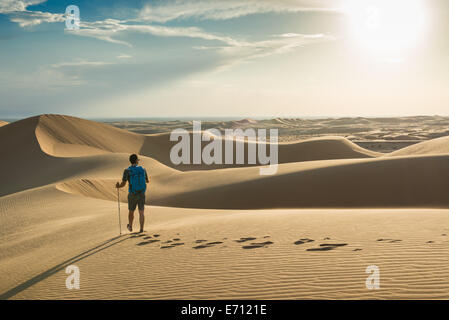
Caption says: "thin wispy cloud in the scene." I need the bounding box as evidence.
[51,60,115,68]
[117,54,132,59]
[66,18,244,48]
[139,0,341,22]
[66,19,133,47]
[0,0,64,27]
[0,0,43,12]
[200,33,335,71]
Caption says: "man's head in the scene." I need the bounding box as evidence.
[129,154,139,165]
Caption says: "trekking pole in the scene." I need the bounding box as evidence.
[117,187,122,235]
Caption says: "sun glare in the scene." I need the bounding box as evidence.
[343,0,428,60]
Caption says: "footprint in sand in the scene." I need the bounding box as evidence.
[323,237,331,240]
[160,243,185,249]
[353,248,362,251]
[377,239,402,243]
[173,238,180,241]
[137,239,160,246]
[193,244,209,249]
[294,238,314,245]
[242,241,273,249]
[235,237,257,243]
[131,234,146,238]
[307,246,335,252]
[153,234,160,238]
[143,236,152,239]
[195,240,207,243]
[426,241,434,244]
[307,243,347,252]
[193,241,224,249]
[162,240,173,244]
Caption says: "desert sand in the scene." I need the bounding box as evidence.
[1,114,449,299]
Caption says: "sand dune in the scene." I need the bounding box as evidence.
[388,136,449,157]
[0,121,8,127]
[2,186,449,299]
[109,116,449,153]
[2,114,449,299]
[1,114,448,208]
[0,116,175,197]
[36,114,379,167]
[58,153,449,209]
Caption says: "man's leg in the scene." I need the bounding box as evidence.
[139,209,145,232]
[128,210,135,231]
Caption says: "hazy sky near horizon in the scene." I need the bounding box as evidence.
[0,0,448,118]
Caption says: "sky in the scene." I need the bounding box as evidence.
[0,0,448,118]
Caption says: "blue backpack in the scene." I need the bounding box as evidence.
[128,166,146,194]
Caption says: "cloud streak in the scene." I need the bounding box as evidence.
[198,33,336,71]
[66,18,244,47]
[0,0,64,27]
[66,18,334,71]
[139,0,342,22]
[51,60,114,68]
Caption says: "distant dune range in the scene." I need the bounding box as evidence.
[2,114,449,299]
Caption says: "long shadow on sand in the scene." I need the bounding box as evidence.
[0,235,131,300]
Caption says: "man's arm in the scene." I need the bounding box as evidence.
[116,180,126,188]
[116,170,128,189]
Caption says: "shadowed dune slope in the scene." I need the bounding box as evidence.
[388,136,449,157]
[0,116,175,197]
[58,154,449,209]
[138,133,381,170]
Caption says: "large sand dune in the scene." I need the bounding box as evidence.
[36,114,379,167]
[2,114,449,299]
[3,114,448,209]
[58,153,449,209]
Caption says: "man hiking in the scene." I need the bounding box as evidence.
[116,154,149,233]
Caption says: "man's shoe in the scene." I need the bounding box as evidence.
[127,224,132,232]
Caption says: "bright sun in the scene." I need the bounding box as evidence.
[343,0,428,60]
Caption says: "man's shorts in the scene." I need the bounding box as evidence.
[128,192,145,211]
